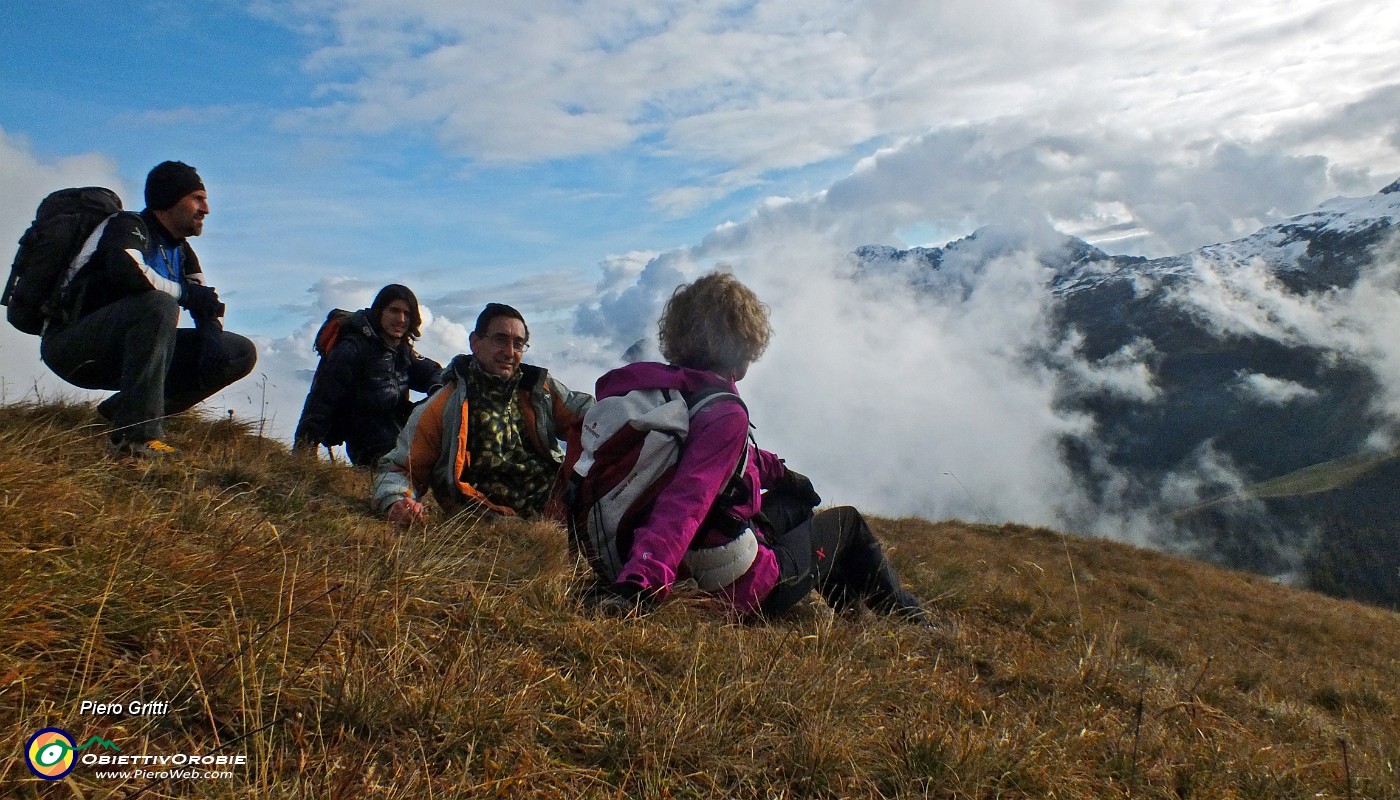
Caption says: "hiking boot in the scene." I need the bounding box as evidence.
[581,582,653,618]
[872,588,937,628]
[112,438,178,458]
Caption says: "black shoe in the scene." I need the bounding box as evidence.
[873,589,936,628]
[581,582,652,618]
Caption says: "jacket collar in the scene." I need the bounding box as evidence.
[140,208,184,248]
[448,354,543,391]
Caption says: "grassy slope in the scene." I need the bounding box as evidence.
[1,402,1397,799]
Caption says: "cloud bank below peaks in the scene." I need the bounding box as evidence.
[564,144,1400,553]
[570,220,1104,535]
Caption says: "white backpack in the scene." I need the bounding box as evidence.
[566,387,756,589]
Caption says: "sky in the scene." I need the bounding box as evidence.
[2,0,1398,534]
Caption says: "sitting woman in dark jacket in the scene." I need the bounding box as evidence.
[294,284,442,466]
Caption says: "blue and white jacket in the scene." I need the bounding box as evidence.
[51,209,206,327]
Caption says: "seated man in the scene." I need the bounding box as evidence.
[371,303,593,523]
[294,284,443,466]
[40,161,257,456]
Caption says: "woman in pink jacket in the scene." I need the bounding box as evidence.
[578,271,928,623]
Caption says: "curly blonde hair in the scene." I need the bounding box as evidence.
[658,271,772,374]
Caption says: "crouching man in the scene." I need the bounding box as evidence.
[41,161,257,456]
[371,303,593,523]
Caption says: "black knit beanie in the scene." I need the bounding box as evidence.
[144,161,205,211]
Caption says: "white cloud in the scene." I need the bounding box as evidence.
[269,0,1400,225]
[568,216,1113,530]
[735,234,1092,526]
[1234,372,1320,406]
[426,269,598,321]
[574,249,688,353]
[299,275,386,316]
[1170,245,1392,352]
[811,127,1354,257]
[1057,335,1162,404]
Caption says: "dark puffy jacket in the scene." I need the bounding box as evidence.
[294,310,442,465]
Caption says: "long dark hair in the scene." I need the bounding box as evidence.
[369,284,423,340]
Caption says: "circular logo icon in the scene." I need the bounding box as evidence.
[26,728,77,780]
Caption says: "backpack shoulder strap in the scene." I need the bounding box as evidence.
[681,387,754,523]
[683,386,747,417]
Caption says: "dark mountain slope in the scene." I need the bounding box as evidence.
[856,181,1400,605]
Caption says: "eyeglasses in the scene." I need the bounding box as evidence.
[486,332,530,352]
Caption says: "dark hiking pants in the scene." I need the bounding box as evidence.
[41,291,257,443]
[760,505,919,617]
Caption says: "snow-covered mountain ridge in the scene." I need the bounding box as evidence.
[853,179,1400,607]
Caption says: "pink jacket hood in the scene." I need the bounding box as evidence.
[594,362,737,402]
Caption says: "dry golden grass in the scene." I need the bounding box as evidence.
[1,400,1398,798]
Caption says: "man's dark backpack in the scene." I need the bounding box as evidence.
[3,187,123,334]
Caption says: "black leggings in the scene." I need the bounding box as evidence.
[760,506,912,616]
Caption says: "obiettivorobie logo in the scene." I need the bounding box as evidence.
[24,726,247,782]
[25,728,120,780]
